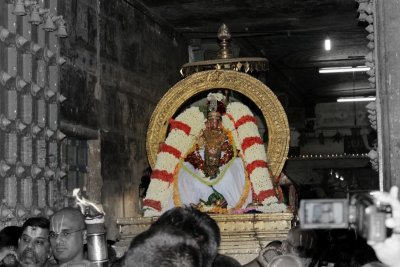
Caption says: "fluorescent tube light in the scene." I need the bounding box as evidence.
[337,96,376,102]
[319,66,370,74]
[324,39,331,51]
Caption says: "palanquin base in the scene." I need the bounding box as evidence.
[115,212,293,264]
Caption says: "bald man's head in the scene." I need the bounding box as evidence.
[51,207,85,230]
[49,208,87,265]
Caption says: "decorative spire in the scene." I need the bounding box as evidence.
[180,23,269,77]
[217,24,233,59]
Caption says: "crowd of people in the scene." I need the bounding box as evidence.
[1,187,400,266]
[0,207,96,267]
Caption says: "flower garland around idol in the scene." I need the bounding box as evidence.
[225,102,286,213]
[143,102,286,217]
[143,107,206,216]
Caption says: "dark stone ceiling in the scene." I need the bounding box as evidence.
[139,0,373,112]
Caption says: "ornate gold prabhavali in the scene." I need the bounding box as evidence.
[117,24,293,264]
[147,24,288,176]
[146,70,289,177]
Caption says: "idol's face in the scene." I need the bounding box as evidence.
[17,226,50,267]
[207,117,221,130]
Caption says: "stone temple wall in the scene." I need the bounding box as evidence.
[0,0,188,239]
[57,0,188,239]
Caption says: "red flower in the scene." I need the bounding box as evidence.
[241,136,263,152]
[253,189,276,202]
[151,169,174,183]
[169,119,191,135]
[234,115,257,129]
[143,199,161,211]
[159,143,182,159]
[246,160,268,176]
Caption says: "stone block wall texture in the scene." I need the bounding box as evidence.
[58,0,188,239]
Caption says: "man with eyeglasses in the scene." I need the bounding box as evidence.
[0,217,54,267]
[49,207,95,267]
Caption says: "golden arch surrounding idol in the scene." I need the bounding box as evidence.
[143,69,290,217]
[146,70,289,177]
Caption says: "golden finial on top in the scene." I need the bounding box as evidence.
[217,23,231,41]
[217,23,233,59]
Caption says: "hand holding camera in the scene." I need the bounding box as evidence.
[368,186,400,267]
[299,186,400,267]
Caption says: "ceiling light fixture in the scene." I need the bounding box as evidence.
[324,38,331,51]
[337,96,376,102]
[319,66,370,74]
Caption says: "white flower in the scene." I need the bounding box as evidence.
[207,92,225,102]
[175,107,206,136]
[154,152,180,172]
[250,168,273,194]
[165,130,193,154]
[244,144,268,163]
[144,178,174,215]
[226,102,252,120]
[222,115,235,131]
[144,208,161,217]
[237,124,261,144]
[222,115,240,148]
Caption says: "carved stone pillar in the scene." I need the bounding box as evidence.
[375,0,400,190]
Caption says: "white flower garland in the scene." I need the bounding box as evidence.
[154,152,179,173]
[244,144,267,163]
[237,123,259,143]
[226,102,285,212]
[144,102,286,216]
[144,107,205,216]
[145,179,172,214]
[222,115,240,150]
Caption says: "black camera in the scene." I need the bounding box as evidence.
[299,194,392,242]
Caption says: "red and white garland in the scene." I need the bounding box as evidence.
[144,107,205,217]
[143,102,286,217]
[224,102,285,213]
